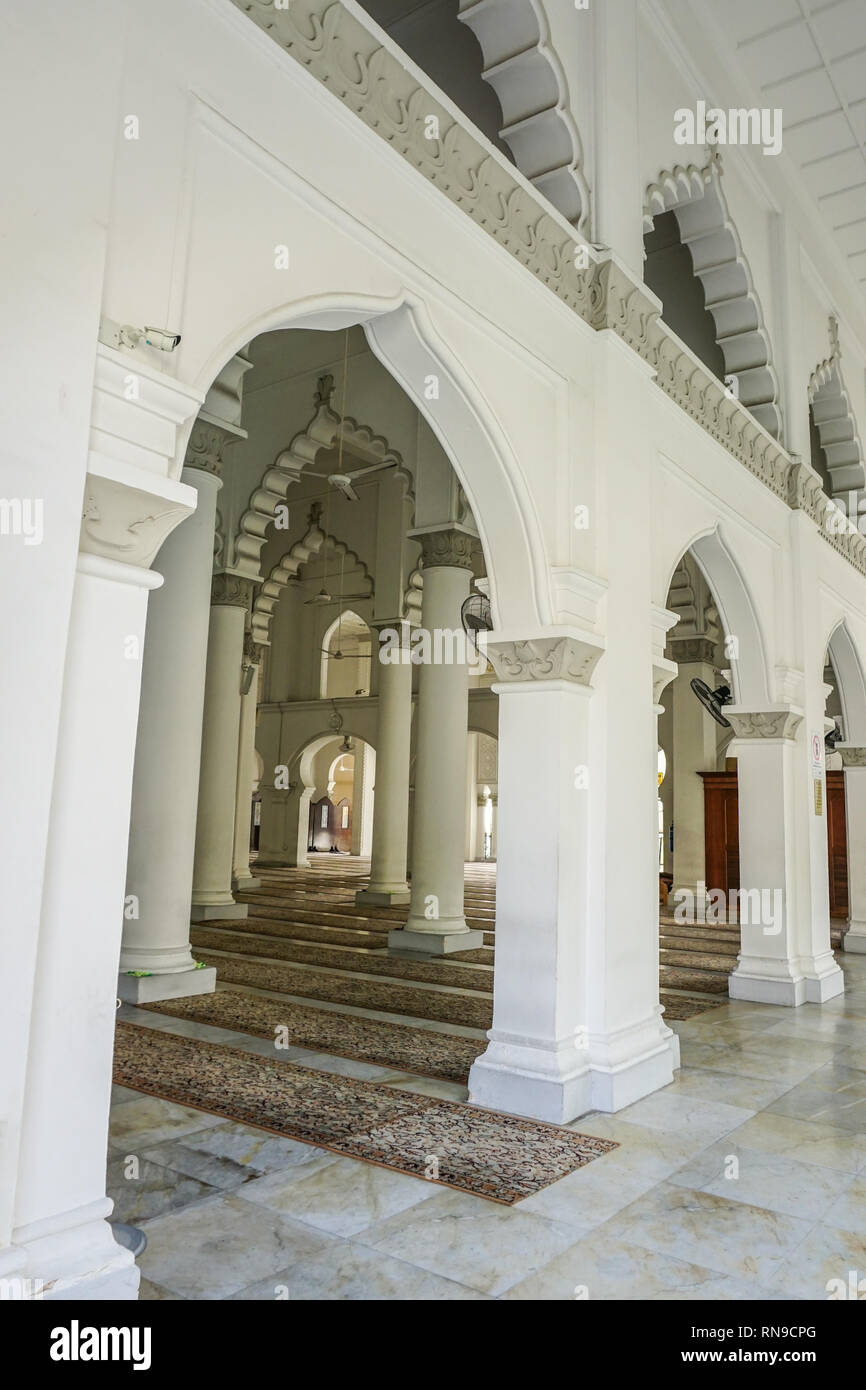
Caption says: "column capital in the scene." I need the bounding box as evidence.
[839,746,866,767]
[483,631,604,687]
[414,526,477,571]
[184,420,241,477]
[667,637,717,664]
[211,573,255,608]
[242,631,266,667]
[726,707,803,740]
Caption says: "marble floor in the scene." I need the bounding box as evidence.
[111,950,866,1300]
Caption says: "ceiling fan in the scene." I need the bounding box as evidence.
[308,458,398,502]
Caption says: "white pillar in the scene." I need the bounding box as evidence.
[350,740,375,857]
[190,574,253,919]
[670,655,719,900]
[231,636,263,892]
[388,532,484,954]
[469,654,596,1122]
[357,624,412,905]
[841,749,866,952]
[728,709,843,1004]
[11,555,165,1299]
[120,462,222,1002]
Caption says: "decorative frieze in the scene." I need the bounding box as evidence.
[242,632,266,667]
[668,637,717,665]
[839,747,866,768]
[417,527,477,571]
[231,0,866,587]
[211,573,255,608]
[726,709,803,741]
[184,421,238,477]
[484,635,603,686]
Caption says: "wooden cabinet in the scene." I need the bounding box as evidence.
[699,771,739,897]
[827,771,849,919]
[700,768,849,918]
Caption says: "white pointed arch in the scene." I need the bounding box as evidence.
[643,156,782,439]
[827,619,866,747]
[192,291,548,634]
[234,374,411,578]
[809,317,865,498]
[250,516,374,646]
[663,525,771,709]
[457,0,589,230]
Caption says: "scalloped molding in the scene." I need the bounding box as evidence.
[233,373,410,578]
[808,316,865,498]
[231,0,866,585]
[643,155,782,439]
[250,513,373,645]
[457,0,589,230]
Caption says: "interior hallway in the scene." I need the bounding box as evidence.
[112,947,866,1300]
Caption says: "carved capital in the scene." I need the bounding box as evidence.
[81,474,194,570]
[417,527,477,571]
[184,421,239,477]
[211,573,255,608]
[726,708,803,741]
[667,637,717,665]
[484,634,603,686]
[242,631,266,667]
[839,746,866,768]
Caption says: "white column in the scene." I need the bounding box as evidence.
[231,636,263,892]
[469,637,602,1122]
[728,709,843,1004]
[841,750,866,952]
[357,623,412,905]
[465,732,479,861]
[190,574,253,919]
[120,462,222,1002]
[11,555,165,1300]
[670,654,719,900]
[388,532,484,954]
[350,740,375,857]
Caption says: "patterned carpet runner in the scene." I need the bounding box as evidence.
[114,1022,616,1204]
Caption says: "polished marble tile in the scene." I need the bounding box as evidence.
[229,1240,489,1300]
[107,1153,218,1222]
[502,1228,793,1301]
[108,1096,227,1151]
[355,1187,581,1296]
[138,1277,183,1300]
[766,1085,866,1133]
[604,1182,814,1285]
[138,1194,340,1299]
[721,1111,866,1173]
[664,1067,795,1110]
[613,1090,755,1144]
[236,1154,439,1237]
[668,1140,851,1221]
[772,1221,866,1299]
[140,1123,336,1189]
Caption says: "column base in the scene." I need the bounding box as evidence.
[356,886,411,907]
[802,952,845,1002]
[468,1034,592,1124]
[590,1033,680,1113]
[233,876,262,892]
[190,901,248,921]
[844,921,866,953]
[118,965,217,1004]
[12,1200,140,1301]
[729,959,806,1006]
[387,927,485,956]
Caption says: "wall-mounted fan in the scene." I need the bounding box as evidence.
[690,678,732,728]
[460,591,492,646]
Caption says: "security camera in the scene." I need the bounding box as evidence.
[142,326,182,352]
[118,323,182,352]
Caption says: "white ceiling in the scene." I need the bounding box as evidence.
[711,0,866,288]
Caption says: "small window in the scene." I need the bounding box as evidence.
[320,804,329,828]
[341,805,350,829]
